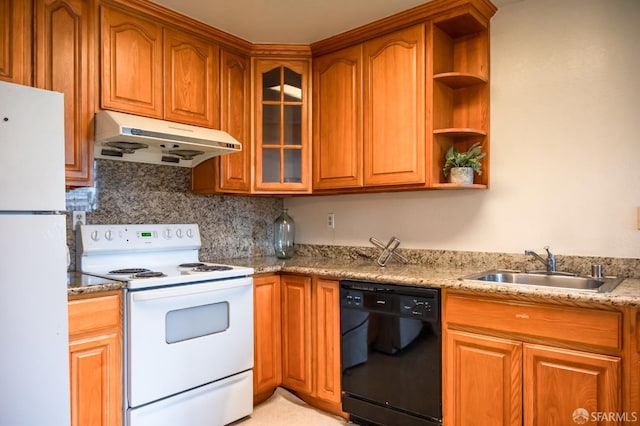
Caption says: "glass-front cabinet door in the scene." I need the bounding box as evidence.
[254,59,311,193]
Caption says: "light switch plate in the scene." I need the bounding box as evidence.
[327,213,335,229]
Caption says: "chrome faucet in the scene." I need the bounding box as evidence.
[524,246,556,273]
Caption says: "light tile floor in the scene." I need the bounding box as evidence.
[235,388,349,425]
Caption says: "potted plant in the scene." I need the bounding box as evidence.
[442,142,486,185]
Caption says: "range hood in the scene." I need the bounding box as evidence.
[94,110,241,167]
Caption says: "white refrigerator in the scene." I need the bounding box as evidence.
[0,81,70,425]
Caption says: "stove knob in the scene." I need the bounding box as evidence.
[163,228,173,239]
[176,229,183,238]
[90,230,100,241]
[186,228,194,238]
[105,230,114,241]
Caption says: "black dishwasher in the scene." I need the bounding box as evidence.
[340,280,441,426]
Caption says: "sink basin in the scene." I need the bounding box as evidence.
[461,269,624,293]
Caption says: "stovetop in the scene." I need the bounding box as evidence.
[77,224,253,289]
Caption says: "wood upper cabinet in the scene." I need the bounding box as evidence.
[363,24,426,187]
[253,274,282,404]
[0,0,31,85]
[216,49,251,192]
[443,290,625,426]
[312,45,363,190]
[254,58,311,194]
[312,24,426,191]
[100,4,163,118]
[164,28,219,128]
[100,5,221,127]
[34,0,95,187]
[192,48,251,194]
[280,274,313,394]
[68,291,122,426]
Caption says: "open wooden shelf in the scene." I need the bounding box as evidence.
[433,72,487,89]
[429,10,490,189]
[434,128,487,138]
[431,183,488,190]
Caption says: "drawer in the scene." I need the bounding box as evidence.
[68,292,121,336]
[445,293,621,352]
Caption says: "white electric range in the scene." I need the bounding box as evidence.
[77,223,254,426]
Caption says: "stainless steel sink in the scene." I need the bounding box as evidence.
[461,269,624,293]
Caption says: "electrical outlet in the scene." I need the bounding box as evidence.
[327,213,335,229]
[73,211,86,231]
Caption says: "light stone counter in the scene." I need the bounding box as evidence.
[67,272,125,296]
[66,252,640,307]
[216,256,640,308]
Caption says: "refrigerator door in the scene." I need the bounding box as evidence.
[0,81,65,211]
[0,214,70,426]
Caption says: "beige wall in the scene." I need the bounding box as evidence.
[284,0,640,258]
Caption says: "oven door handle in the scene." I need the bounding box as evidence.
[130,278,252,301]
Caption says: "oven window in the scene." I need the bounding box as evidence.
[165,302,229,344]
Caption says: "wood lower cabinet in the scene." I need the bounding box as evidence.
[0,0,31,85]
[280,274,313,393]
[254,274,343,415]
[68,290,122,426]
[446,330,522,426]
[523,344,620,426]
[280,275,343,415]
[35,0,95,187]
[253,274,282,403]
[443,290,625,426]
[312,277,342,407]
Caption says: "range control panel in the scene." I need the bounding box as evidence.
[78,224,201,254]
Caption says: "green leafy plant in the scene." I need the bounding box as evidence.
[442,142,486,177]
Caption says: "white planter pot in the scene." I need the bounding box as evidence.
[449,167,474,185]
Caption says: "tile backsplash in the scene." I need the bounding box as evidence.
[66,159,282,269]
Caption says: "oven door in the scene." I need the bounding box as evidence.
[127,277,253,408]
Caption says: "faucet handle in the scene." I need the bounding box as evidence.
[591,264,604,280]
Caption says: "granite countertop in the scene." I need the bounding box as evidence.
[218,256,640,308]
[67,256,640,307]
[67,272,126,296]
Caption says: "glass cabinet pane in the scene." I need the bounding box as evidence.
[257,61,307,189]
[262,105,280,144]
[262,148,280,182]
[283,68,302,101]
[283,105,301,145]
[262,68,281,101]
[283,149,301,183]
